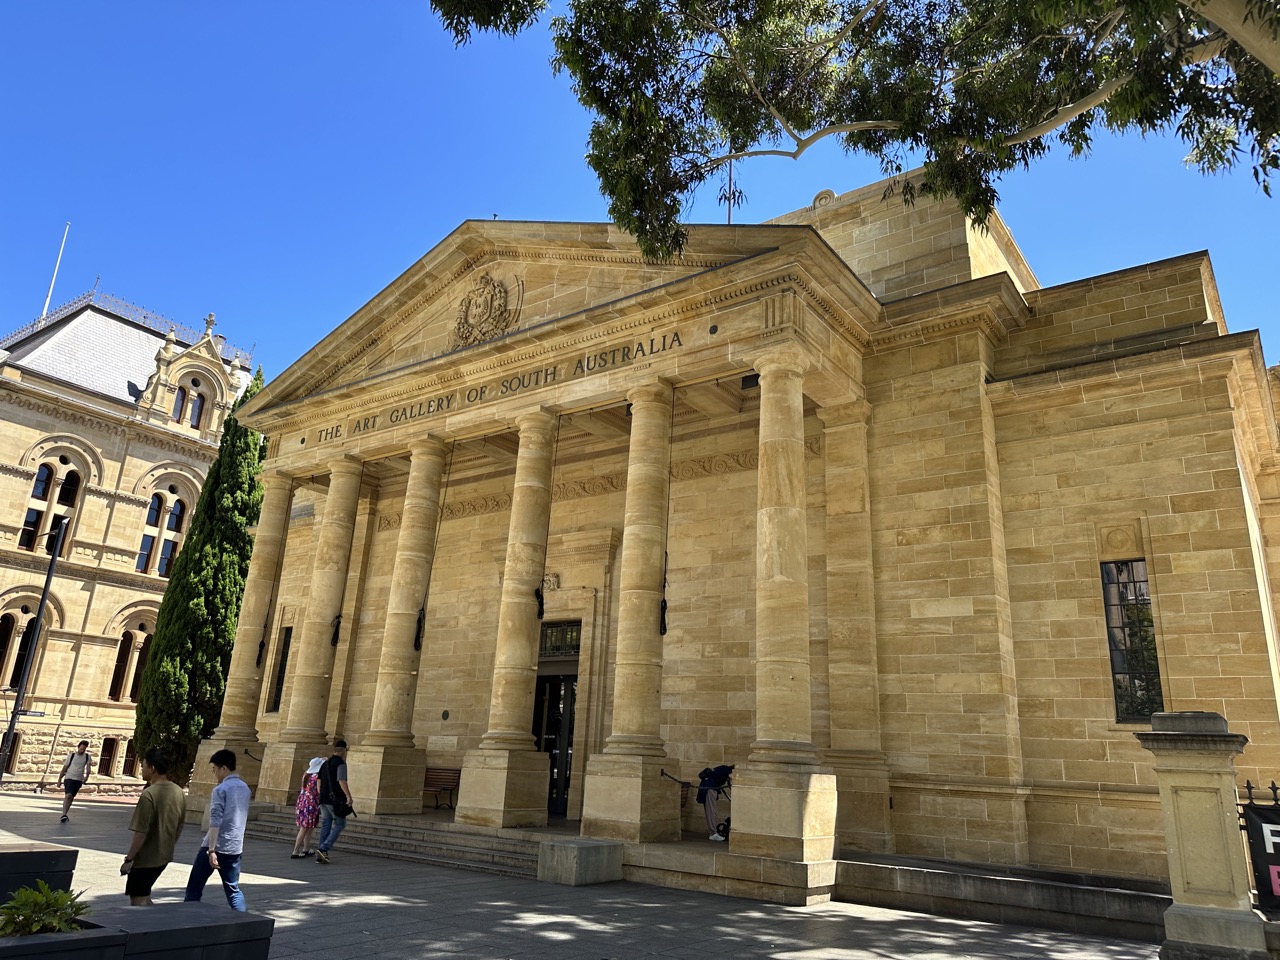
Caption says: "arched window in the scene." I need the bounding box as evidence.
[0,614,14,683]
[31,464,53,501]
[7,619,36,690]
[146,494,164,528]
[171,386,187,422]
[167,499,186,533]
[128,634,152,701]
[157,539,178,577]
[98,738,118,776]
[56,470,80,507]
[122,739,139,778]
[108,632,132,701]
[189,393,206,429]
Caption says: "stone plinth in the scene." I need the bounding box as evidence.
[1135,711,1268,960]
[729,763,837,863]
[455,748,548,828]
[538,837,623,886]
[580,754,681,842]
[346,744,427,814]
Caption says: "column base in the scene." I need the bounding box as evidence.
[455,748,548,828]
[728,762,837,862]
[188,737,263,813]
[346,745,427,815]
[257,741,327,805]
[824,749,893,854]
[580,754,681,842]
[1160,904,1270,960]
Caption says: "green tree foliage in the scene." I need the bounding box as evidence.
[431,0,1280,257]
[133,369,266,785]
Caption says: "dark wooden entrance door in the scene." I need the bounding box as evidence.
[531,674,577,817]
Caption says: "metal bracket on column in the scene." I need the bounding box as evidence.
[535,587,544,619]
[330,614,342,647]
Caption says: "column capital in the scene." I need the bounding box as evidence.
[260,468,295,491]
[513,408,558,436]
[328,455,364,480]
[750,343,810,379]
[407,435,449,460]
[816,400,871,429]
[626,379,674,408]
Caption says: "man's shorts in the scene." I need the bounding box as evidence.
[63,778,83,797]
[124,864,167,897]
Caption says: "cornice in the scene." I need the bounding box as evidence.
[0,548,167,594]
[875,274,1030,352]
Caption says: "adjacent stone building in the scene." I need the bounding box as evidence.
[0,291,250,791]
[198,172,1280,902]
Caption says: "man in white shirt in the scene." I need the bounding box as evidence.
[57,740,93,823]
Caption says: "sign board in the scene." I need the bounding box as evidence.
[1242,804,1280,914]
[15,710,44,717]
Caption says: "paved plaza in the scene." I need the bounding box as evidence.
[1,792,1159,959]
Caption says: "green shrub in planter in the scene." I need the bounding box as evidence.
[0,880,90,937]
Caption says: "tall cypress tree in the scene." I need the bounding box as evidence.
[134,368,265,784]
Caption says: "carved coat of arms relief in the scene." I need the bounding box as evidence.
[450,273,519,349]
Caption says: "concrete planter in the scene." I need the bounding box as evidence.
[0,843,77,901]
[0,902,273,960]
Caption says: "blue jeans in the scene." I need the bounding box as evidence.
[318,803,347,852]
[184,846,246,911]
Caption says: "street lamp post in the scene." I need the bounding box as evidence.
[0,519,68,783]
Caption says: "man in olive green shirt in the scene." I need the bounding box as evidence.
[120,748,185,905]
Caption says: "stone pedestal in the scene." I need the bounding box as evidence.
[455,748,548,828]
[1135,711,1268,960]
[729,762,838,863]
[580,754,681,842]
[255,740,325,806]
[538,837,623,886]
[346,744,427,815]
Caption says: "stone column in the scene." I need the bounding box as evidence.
[1135,711,1268,960]
[817,401,892,853]
[258,456,364,804]
[190,470,293,802]
[348,437,448,813]
[457,410,558,828]
[731,344,837,882]
[581,382,680,842]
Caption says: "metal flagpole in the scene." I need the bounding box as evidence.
[40,221,71,318]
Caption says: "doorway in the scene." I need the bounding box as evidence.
[532,620,581,818]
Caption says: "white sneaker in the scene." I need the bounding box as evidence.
[709,833,725,841]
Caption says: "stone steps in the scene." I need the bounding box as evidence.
[246,809,540,879]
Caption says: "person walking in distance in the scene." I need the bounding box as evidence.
[120,748,185,906]
[315,740,353,864]
[184,749,251,911]
[58,740,93,822]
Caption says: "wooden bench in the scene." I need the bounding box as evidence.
[423,766,461,809]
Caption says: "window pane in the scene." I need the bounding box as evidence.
[136,534,155,573]
[57,471,80,507]
[167,499,186,533]
[146,494,164,528]
[18,509,42,551]
[46,515,66,555]
[268,627,293,712]
[98,738,117,776]
[129,637,151,701]
[157,539,178,578]
[190,393,205,428]
[8,620,35,689]
[108,634,131,701]
[171,387,187,421]
[1101,559,1164,722]
[0,615,13,675]
[31,464,53,501]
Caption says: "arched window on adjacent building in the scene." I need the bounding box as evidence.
[171,386,187,422]
[122,739,139,778]
[19,457,81,556]
[0,614,15,687]
[137,488,186,578]
[129,632,152,702]
[189,392,206,429]
[108,632,133,702]
[7,619,36,690]
[98,737,119,777]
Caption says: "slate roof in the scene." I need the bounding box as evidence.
[0,292,250,406]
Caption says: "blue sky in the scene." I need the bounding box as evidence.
[2,3,1277,381]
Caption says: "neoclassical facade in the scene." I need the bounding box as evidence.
[200,174,1280,902]
[0,292,250,790]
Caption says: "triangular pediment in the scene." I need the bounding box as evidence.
[244,219,820,419]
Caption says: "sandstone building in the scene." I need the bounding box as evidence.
[199,174,1280,902]
[0,292,250,789]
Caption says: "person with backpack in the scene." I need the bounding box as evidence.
[315,740,354,864]
[696,764,733,841]
[58,740,93,822]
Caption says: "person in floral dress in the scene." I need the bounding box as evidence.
[291,757,324,858]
